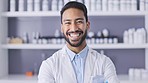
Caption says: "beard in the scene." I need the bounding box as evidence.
[63,29,87,47]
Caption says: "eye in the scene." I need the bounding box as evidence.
[76,20,84,24]
[64,21,71,25]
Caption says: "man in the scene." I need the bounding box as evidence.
[38,1,119,83]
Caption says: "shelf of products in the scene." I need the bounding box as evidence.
[0,75,37,83]
[0,74,148,83]
[2,11,60,17]
[2,11,147,17]
[1,43,147,49]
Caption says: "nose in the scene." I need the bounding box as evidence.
[70,22,78,31]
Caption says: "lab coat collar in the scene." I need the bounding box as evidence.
[60,45,77,83]
[61,45,96,83]
[65,46,75,61]
[84,48,98,83]
[65,45,89,62]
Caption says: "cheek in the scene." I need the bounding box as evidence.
[61,25,67,33]
[62,27,68,35]
[81,25,88,31]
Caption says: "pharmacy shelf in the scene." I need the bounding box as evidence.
[2,44,65,49]
[118,75,148,83]
[1,11,146,17]
[88,11,146,16]
[2,11,60,17]
[0,74,37,83]
[89,43,147,49]
[0,74,147,83]
[1,43,147,49]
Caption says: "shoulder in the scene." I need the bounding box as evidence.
[45,46,67,64]
[88,48,112,64]
[46,49,63,62]
[39,48,65,73]
[89,48,107,59]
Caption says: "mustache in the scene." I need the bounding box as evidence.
[66,30,83,35]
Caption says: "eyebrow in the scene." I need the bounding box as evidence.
[63,19,71,22]
[63,18,84,22]
[75,18,84,21]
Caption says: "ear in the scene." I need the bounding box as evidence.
[86,21,90,31]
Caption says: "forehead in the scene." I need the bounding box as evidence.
[62,8,85,20]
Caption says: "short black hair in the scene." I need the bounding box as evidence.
[60,1,88,23]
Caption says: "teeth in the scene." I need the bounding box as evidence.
[69,33,80,37]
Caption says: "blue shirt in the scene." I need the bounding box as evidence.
[66,45,88,83]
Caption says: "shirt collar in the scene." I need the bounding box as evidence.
[66,45,89,61]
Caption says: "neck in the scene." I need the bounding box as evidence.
[67,41,87,54]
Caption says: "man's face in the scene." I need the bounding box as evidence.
[61,8,90,47]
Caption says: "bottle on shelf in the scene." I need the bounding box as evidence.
[113,0,120,11]
[123,30,129,44]
[70,0,77,1]
[87,31,95,44]
[123,27,147,44]
[140,0,145,11]
[126,0,131,11]
[108,0,113,11]
[128,68,135,80]
[96,0,102,11]
[27,0,33,11]
[128,68,148,80]
[34,0,40,11]
[51,0,58,11]
[42,0,49,11]
[42,38,48,44]
[113,37,118,44]
[102,0,108,11]
[131,0,137,11]
[31,32,40,44]
[18,0,25,11]
[54,29,61,37]
[128,28,134,44]
[102,28,109,37]
[145,0,148,11]
[22,32,29,43]
[10,0,16,12]
[33,62,38,75]
[137,28,146,44]
[108,38,113,44]
[64,0,70,5]
[141,28,146,43]
[120,0,126,11]
[58,0,64,11]
[91,0,96,11]
[84,0,90,11]
[97,31,102,38]
[77,0,83,3]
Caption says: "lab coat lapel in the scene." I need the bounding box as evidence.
[61,47,77,83]
[84,48,97,83]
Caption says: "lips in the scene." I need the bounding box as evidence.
[69,33,81,37]
[66,31,83,40]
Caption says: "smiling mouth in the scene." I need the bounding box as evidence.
[66,31,83,38]
[69,33,81,37]
[63,30,87,47]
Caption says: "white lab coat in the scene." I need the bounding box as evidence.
[38,45,120,83]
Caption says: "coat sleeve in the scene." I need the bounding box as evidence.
[103,57,120,83]
[38,59,55,83]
